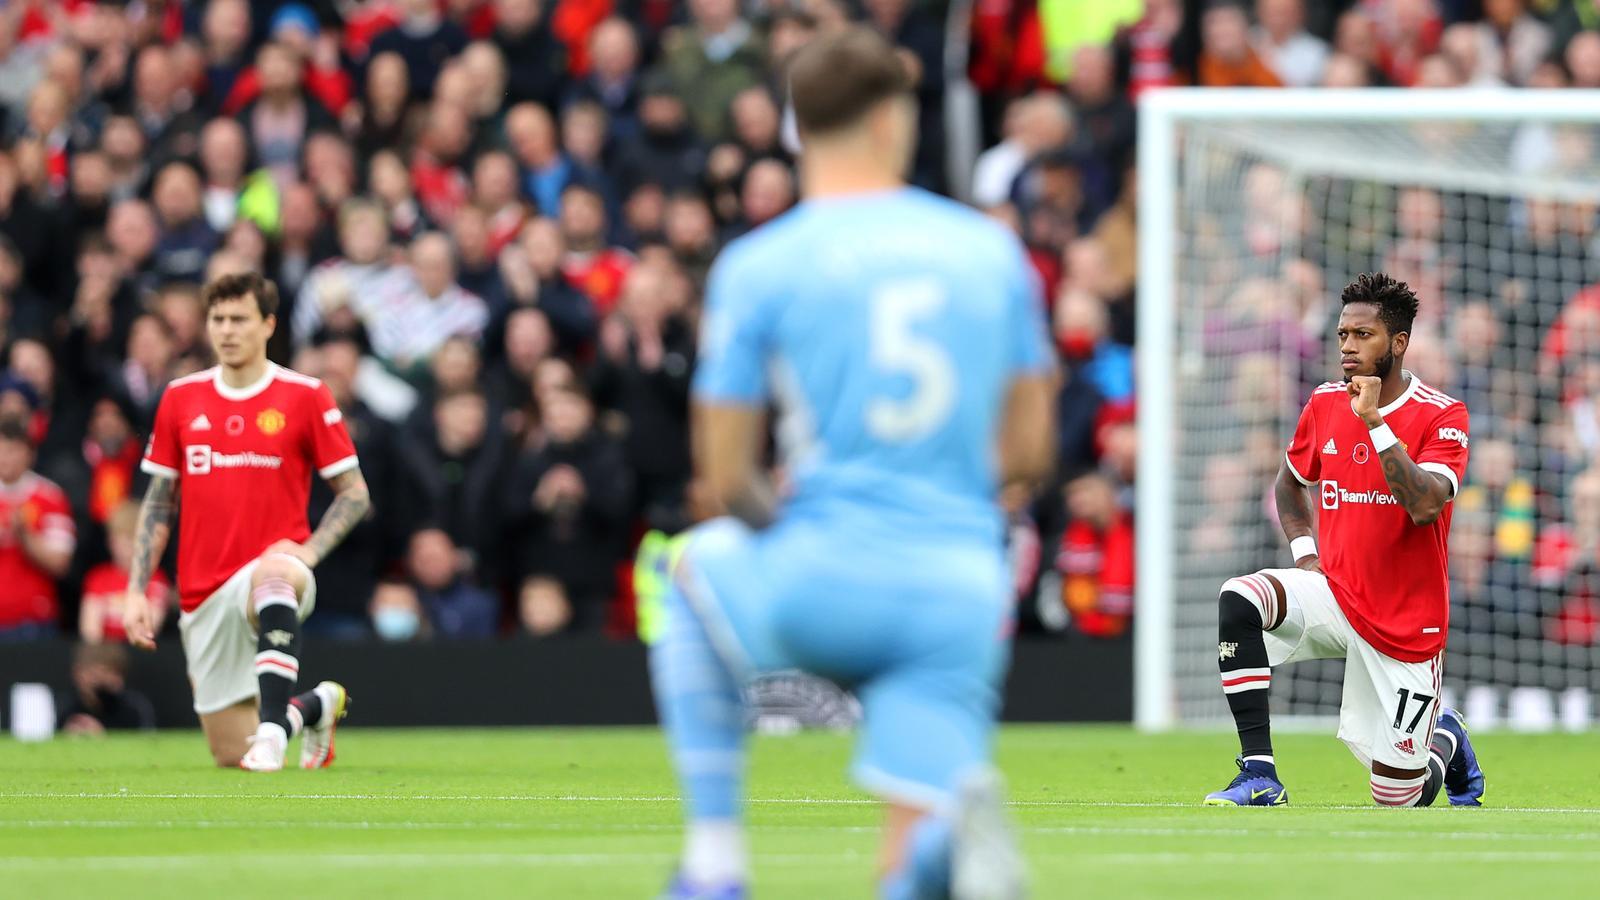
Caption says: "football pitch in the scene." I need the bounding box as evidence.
[3,726,1597,899]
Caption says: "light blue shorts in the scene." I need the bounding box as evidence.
[675,516,1012,811]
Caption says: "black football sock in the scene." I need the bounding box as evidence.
[289,690,325,737]
[1218,587,1276,766]
[252,577,302,735]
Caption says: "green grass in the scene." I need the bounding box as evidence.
[2,726,1598,898]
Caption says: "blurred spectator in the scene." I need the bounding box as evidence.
[568,18,643,141]
[0,419,74,641]
[79,501,170,644]
[353,51,416,161]
[299,338,412,639]
[1472,0,1550,87]
[493,0,569,110]
[1199,2,1283,88]
[615,74,705,196]
[371,0,471,101]
[1253,0,1329,87]
[971,92,1072,211]
[590,262,694,533]
[1371,0,1442,87]
[452,204,506,312]
[563,101,617,207]
[734,159,795,235]
[506,101,571,217]
[472,149,530,256]
[404,387,508,581]
[499,215,597,352]
[363,232,489,375]
[408,527,499,637]
[1055,286,1133,406]
[151,162,221,286]
[201,0,254,114]
[198,118,249,233]
[519,574,573,636]
[370,579,431,642]
[129,44,205,169]
[411,102,473,226]
[659,0,765,143]
[1063,44,1132,215]
[505,382,631,630]
[241,41,338,187]
[371,148,430,242]
[294,197,399,347]
[1054,470,1133,639]
[57,642,155,734]
[1566,31,1600,90]
[663,190,719,287]
[559,183,633,315]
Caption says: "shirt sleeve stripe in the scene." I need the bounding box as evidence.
[1285,452,1315,486]
[324,408,343,425]
[318,455,360,479]
[140,459,179,479]
[1418,462,1459,500]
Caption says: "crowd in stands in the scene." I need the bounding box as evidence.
[0,0,1597,656]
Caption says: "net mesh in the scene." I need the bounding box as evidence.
[1170,115,1600,729]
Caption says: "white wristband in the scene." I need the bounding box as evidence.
[1369,422,1399,454]
[1290,536,1318,562]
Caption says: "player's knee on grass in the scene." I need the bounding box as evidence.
[1370,764,1429,807]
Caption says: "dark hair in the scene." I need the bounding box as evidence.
[788,25,911,136]
[1340,272,1419,336]
[201,271,279,318]
[0,416,33,448]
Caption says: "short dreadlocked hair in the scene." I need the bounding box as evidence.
[1340,272,1419,337]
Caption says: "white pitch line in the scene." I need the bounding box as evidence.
[0,849,1595,873]
[4,820,1593,842]
[0,852,863,872]
[1,791,1598,814]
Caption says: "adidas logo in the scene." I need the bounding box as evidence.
[1394,737,1415,755]
[1322,438,1338,455]
[190,414,212,431]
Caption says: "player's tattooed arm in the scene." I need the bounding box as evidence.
[1274,459,1320,572]
[128,475,176,592]
[1377,446,1451,526]
[304,468,371,565]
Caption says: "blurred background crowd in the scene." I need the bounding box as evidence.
[0,0,1596,670]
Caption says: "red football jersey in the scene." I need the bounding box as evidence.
[0,473,76,629]
[82,562,170,642]
[140,364,358,612]
[1285,373,1470,662]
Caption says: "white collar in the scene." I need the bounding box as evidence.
[1378,369,1422,417]
[213,363,277,401]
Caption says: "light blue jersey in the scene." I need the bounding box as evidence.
[657,188,1052,817]
[694,188,1053,546]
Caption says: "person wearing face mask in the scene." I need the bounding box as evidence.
[369,579,430,642]
[1053,287,1133,406]
[503,383,631,632]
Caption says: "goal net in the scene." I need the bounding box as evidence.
[1136,90,1600,732]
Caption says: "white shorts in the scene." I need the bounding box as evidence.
[1249,568,1443,771]
[178,555,317,715]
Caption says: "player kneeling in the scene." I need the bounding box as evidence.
[1205,274,1484,808]
[123,272,367,771]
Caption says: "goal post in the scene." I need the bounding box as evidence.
[1136,89,1600,731]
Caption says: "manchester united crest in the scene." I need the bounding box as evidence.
[256,408,287,436]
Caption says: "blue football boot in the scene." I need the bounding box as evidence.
[1204,757,1289,806]
[1436,708,1485,807]
[659,873,747,900]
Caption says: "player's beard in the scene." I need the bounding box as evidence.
[1343,347,1397,382]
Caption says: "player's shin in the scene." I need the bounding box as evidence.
[1217,582,1276,767]
[880,815,952,900]
[650,580,749,887]
[253,577,302,738]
